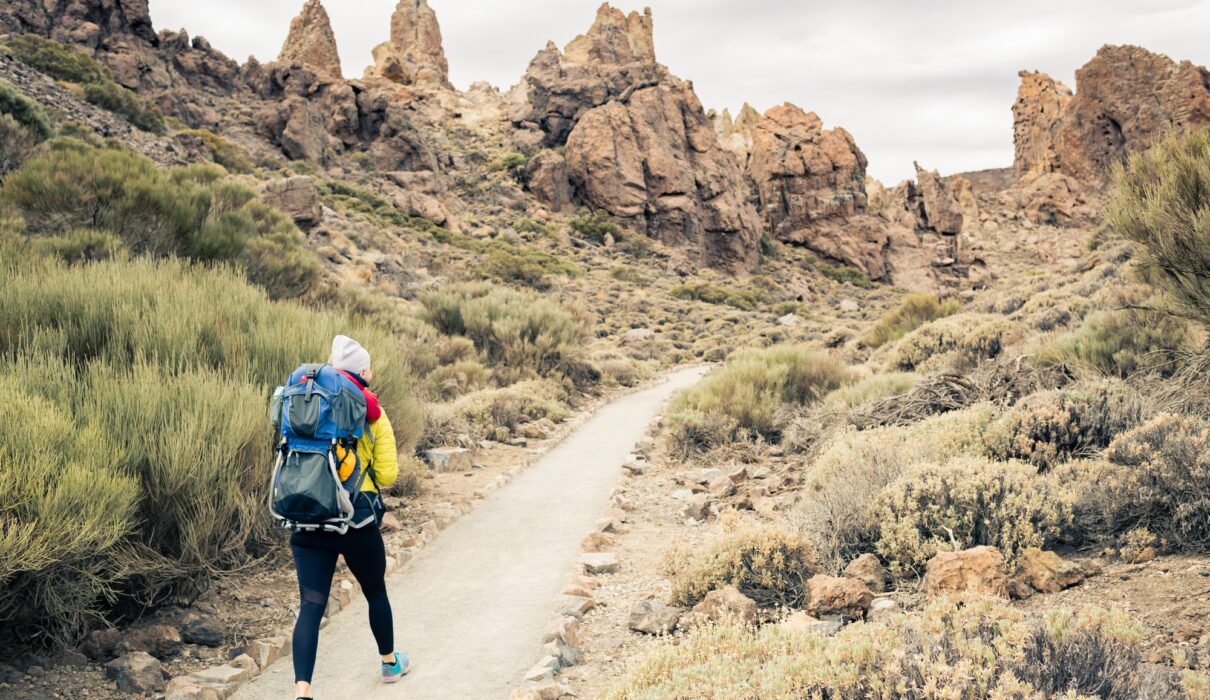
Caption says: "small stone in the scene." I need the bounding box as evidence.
[229,653,259,675]
[628,600,682,635]
[1008,578,1037,600]
[80,628,122,660]
[1017,548,1086,594]
[543,635,580,667]
[682,586,757,628]
[923,546,1009,599]
[555,595,595,618]
[180,615,225,647]
[776,313,801,327]
[581,531,615,553]
[423,447,473,473]
[118,624,182,659]
[805,575,874,620]
[543,616,580,647]
[707,475,736,497]
[580,552,619,575]
[867,598,902,622]
[380,512,402,532]
[843,553,890,594]
[779,611,842,635]
[524,655,561,682]
[105,652,165,693]
[682,493,712,522]
[839,298,860,313]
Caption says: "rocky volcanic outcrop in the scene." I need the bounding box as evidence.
[1014,45,1210,184]
[365,0,451,89]
[1012,71,1072,180]
[516,4,762,273]
[714,102,978,292]
[278,0,342,78]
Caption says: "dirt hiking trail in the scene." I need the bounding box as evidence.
[233,366,707,700]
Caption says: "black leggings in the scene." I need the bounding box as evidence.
[289,525,394,683]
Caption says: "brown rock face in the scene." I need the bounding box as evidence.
[564,78,763,273]
[525,150,574,213]
[516,4,761,273]
[1014,45,1210,185]
[262,176,323,228]
[1012,71,1072,179]
[278,0,342,77]
[366,0,450,88]
[999,172,1101,228]
[514,4,666,148]
[744,103,869,240]
[923,546,1010,599]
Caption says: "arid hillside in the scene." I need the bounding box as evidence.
[0,1,1209,699]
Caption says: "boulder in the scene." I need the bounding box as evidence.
[804,575,874,620]
[117,624,182,659]
[627,599,682,635]
[525,150,574,212]
[180,614,225,647]
[105,652,165,694]
[843,553,889,594]
[555,595,595,618]
[923,546,1010,599]
[424,447,473,473]
[682,586,757,628]
[1017,547,1086,594]
[682,493,712,522]
[80,627,122,660]
[365,0,450,88]
[262,176,323,228]
[277,0,342,77]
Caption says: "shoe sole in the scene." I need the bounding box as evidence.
[383,661,411,684]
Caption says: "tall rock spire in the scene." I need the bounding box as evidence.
[278,0,342,77]
[365,0,450,88]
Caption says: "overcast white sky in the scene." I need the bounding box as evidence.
[152,0,1209,183]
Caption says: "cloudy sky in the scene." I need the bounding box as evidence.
[153,0,1209,183]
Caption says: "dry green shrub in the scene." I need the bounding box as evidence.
[594,354,647,387]
[666,345,852,453]
[820,371,919,413]
[611,598,1192,700]
[0,113,43,176]
[176,129,254,174]
[2,34,111,85]
[667,529,819,609]
[3,140,319,298]
[1108,128,1210,331]
[0,246,427,649]
[1010,288,1093,331]
[985,381,1145,470]
[796,406,997,571]
[1037,309,1191,378]
[1081,414,1210,550]
[0,380,139,651]
[872,456,1073,576]
[861,293,961,348]
[419,282,590,381]
[447,379,568,440]
[29,227,125,264]
[82,81,164,133]
[0,79,53,141]
[890,313,1008,371]
[425,360,491,401]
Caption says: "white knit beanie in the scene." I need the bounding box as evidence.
[330,335,371,375]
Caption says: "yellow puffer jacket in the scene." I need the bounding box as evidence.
[335,410,399,493]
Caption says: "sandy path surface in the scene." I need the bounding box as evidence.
[232,366,706,700]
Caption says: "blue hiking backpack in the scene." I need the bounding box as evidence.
[269,364,375,533]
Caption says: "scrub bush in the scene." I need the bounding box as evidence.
[668,529,819,609]
[861,293,961,348]
[985,381,1145,469]
[890,313,1008,370]
[419,282,589,381]
[611,599,1192,700]
[666,345,851,452]
[1083,413,1210,550]
[1108,128,1210,331]
[872,456,1073,576]
[3,141,320,298]
[1037,309,1191,378]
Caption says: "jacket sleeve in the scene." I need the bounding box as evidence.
[368,410,399,489]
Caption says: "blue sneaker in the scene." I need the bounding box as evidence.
[382,652,409,683]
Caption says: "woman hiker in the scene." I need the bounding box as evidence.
[290,335,409,700]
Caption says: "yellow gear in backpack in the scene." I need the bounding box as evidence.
[335,444,357,482]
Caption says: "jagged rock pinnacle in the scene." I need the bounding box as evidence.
[278,0,342,77]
